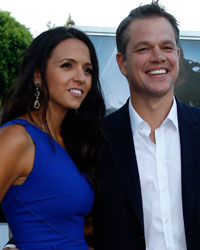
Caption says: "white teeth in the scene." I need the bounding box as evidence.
[70,89,82,95]
[148,69,167,75]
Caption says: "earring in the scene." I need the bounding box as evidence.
[34,82,41,109]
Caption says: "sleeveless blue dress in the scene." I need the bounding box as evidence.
[1,119,94,250]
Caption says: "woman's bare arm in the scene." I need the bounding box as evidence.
[0,124,34,202]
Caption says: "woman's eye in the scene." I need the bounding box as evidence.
[84,67,93,74]
[61,62,71,68]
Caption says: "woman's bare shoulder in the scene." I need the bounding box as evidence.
[0,124,32,147]
[0,123,34,162]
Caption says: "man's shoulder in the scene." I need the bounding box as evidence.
[177,100,200,120]
[103,102,131,139]
[177,101,200,126]
[105,102,128,124]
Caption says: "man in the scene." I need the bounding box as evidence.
[94,1,200,250]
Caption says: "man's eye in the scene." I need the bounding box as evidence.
[163,46,173,50]
[137,47,148,52]
[61,62,71,68]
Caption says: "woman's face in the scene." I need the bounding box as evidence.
[45,38,93,114]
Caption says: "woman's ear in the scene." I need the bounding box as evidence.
[34,69,42,84]
[116,52,127,77]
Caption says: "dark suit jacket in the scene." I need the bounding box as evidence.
[94,99,200,250]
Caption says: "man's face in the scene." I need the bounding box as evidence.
[117,17,180,99]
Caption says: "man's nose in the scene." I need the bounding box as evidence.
[150,47,165,63]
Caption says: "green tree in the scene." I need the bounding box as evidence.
[46,21,55,29]
[0,11,33,104]
[65,14,75,27]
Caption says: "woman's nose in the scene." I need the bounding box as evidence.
[73,68,85,83]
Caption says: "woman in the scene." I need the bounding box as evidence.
[0,26,105,250]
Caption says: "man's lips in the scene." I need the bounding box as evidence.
[146,69,168,75]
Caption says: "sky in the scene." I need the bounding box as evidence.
[0,0,200,37]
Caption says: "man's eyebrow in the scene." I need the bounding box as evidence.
[133,40,176,49]
[161,40,176,46]
[132,41,151,49]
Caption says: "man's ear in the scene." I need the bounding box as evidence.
[116,52,127,77]
[177,47,180,58]
[34,69,42,84]
[177,47,181,71]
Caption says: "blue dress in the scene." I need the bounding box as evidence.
[1,119,94,250]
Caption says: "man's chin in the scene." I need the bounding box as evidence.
[142,90,173,100]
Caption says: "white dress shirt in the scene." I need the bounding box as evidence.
[129,98,187,250]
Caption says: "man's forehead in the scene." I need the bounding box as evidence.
[127,17,176,43]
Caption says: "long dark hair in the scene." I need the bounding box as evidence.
[1,26,105,178]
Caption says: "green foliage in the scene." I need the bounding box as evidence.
[46,21,55,29]
[0,11,33,103]
[65,14,75,27]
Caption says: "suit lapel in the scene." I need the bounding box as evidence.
[177,100,200,235]
[107,102,144,230]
